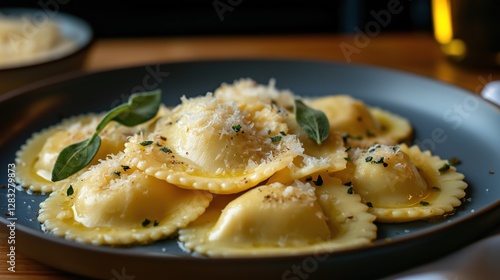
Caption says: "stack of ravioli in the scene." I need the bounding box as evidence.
[15,79,467,256]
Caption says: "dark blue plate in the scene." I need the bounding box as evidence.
[1,59,499,280]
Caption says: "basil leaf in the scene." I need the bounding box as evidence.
[51,135,101,182]
[51,90,162,182]
[294,99,330,145]
[96,90,162,132]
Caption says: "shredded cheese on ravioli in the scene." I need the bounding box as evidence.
[15,78,468,252]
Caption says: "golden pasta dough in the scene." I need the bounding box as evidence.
[13,78,468,252]
[125,93,303,194]
[340,144,467,222]
[306,95,412,148]
[38,152,212,245]
[178,177,376,257]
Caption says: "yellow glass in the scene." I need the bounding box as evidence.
[432,0,500,67]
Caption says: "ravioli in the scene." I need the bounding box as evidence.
[13,78,471,255]
[214,78,295,112]
[125,93,303,194]
[369,107,413,145]
[345,144,467,222]
[306,95,412,148]
[178,177,377,257]
[268,113,348,184]
[38,152,212,245]
[15,107,167,193]
[16,114,104,193]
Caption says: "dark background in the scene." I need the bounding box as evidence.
[0,0,432,38]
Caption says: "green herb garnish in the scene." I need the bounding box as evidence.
[438,163,451,173]
[140,140,154,146]
[420,201,430,206]
[160,147,172,153]
[347,187,354,194]
[66,185,74,196]
[270,135,282,143]
[294,99,329,145]
[232,124,242,132]
[51,90,162,182]
[113,171,121,176]
[368,145,381,153]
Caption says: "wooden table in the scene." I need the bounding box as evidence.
[2,33,500,279]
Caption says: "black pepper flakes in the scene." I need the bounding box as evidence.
[142,219,151,227]
[313,175,323,186]
[121,165,131,171]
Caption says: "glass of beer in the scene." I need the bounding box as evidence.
[432,0,500,67]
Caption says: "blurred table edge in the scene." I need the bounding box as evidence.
[82,33,500,94]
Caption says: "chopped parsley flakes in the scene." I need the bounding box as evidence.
[140,140,154,146]
[160,147,173,153]
[232,124,242,132]
[438,163,451,173]
[66,185,74,196]
[270,135,282,143]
